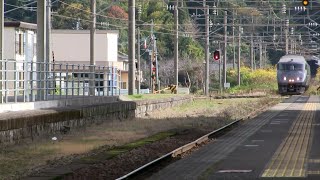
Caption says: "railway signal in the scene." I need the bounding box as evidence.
[151,61,156,80]
[213,50,220,61]
[302,0,309,6]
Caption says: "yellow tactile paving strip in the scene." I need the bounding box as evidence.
[261,102,316,177]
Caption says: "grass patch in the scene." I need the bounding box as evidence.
[0,144,59,179]
[124,94,186,100]
[78,131,176,164]
[153,98,272,119]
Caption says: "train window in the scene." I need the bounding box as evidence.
[278,63,303,71]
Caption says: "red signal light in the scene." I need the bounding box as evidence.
[213,50,220,61]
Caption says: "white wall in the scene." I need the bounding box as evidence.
[3,28,15,60]
[51,30,118,65]
[106,33,118,62]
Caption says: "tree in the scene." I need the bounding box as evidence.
[52,2,91,29]
[4,0,37,23]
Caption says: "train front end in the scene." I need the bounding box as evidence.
[277,63,308,94]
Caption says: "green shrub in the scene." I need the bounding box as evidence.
[226,66,277,93]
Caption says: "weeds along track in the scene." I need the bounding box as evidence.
[116,102,273,180]
[304,78,317,96]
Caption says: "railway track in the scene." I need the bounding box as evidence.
[116,102,272,180]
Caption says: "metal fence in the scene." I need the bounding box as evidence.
[0,59,122,103]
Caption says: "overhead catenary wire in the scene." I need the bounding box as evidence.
[5,0,320,56]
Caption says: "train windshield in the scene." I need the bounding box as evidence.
[277,63,304,71]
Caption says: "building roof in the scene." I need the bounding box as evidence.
[4,21,37,30]
[118,52,128,62]
[279,55,306,64]
[52,29,118,34]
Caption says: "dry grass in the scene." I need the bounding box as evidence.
[121,93,187,101]
[0,96,281,179]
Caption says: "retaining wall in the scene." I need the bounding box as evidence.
[0,96,193,145]
[0,96,119,113]
[135,96,193,117]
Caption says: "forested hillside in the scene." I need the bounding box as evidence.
[6,0,305,91]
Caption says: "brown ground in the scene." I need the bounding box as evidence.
[45,98,281,179]
[0,96,281,180]
[63,128,210,180]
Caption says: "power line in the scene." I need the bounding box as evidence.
[56,0,129,21]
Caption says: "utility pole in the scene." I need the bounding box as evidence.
[0,0,3,103]
[232,10,235,69]
[250,16,254,70]
[37,0,46,100]
[223,10,227,88]
[46,0,51,99]
[150,20,154,93]
[90,0,96,96]
[259,37,262,68]
[285,28,288,54]
[155,37,159,91]
[128,0,135,95]
[285,19,289,54]
[238,23,241,86]
[174,0,179,93]
[137,4,141,94]
[253,47,256,70]
[219,42,222,93]
[204,1,209,96]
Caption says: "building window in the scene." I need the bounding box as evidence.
[121,82,127,89]
[123,63,128,71]
[15,33,20,54]
[19,72,23,88]
[19,33,24,55]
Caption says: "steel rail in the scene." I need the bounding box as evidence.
[116,118,242,180]
[116,100,273,180]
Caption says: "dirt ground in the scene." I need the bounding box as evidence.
[0,96,282,180]
[23,97,280,180]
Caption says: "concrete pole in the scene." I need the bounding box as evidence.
[0,0,3,103]
[174,0,179,92]
[46,0,51,98]
[90,0,96,96]
[128,0,135,95]
[232,11,235,69]
[137,5,141,94]
[219,42,222,93]
[285,28,289,54]
[155,37,159,91]
[204,3,209,96]
[259,37,262,68]
[223,10,227,88]
[253,47,256,70]
[238,24,241,86]
[264,45,267,67]
[150,20,153,92]
[37,0,46,100]
[46,0,51,65]
[250,16,253,70]
[250,33,253,70]
[137,26,141,94]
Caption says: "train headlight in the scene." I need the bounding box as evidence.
[283,76,287,81]
[297,77,300,81]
